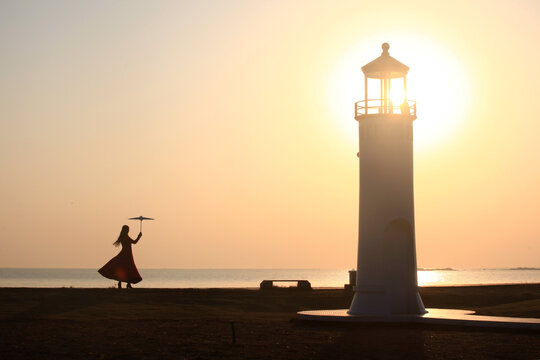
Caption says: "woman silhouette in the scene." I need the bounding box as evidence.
[98,225,143,288]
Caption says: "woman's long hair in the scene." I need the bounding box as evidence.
[113,225,129,247]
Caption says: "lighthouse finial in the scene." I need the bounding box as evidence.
[382,43,390,55]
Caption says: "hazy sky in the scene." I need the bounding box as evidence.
[1,0,539,269]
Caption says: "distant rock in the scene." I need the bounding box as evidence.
[417,267,456,271]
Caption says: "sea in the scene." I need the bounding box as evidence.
[0,268,539,288]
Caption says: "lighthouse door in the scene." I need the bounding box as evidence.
[383,218,415,314]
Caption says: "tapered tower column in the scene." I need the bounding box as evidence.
[348,43,425,315]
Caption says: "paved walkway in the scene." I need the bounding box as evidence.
[298,308,540,330]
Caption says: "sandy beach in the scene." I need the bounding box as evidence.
[0,284,538,359]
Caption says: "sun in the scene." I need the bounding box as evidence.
[326,34,471,150]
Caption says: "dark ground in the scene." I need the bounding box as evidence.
[0,284,539,359]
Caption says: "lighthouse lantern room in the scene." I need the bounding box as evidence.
[355,42,416,119]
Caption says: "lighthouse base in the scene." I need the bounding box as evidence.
[297,308,540,330]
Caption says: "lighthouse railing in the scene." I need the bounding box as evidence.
[355,99,416,118]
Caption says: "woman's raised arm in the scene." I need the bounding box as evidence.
[132,232,142,244]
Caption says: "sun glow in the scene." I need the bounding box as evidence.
[327,35,471,150]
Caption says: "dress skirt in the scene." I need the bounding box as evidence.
[98,246,142,284]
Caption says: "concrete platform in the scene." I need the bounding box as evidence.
[298,308,540,330]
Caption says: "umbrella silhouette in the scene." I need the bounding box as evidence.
[128,216,155,233]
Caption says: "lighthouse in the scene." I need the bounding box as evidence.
[348,43,426,315]
[298,44,540,330]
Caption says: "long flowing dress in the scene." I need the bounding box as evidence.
[98,234,142,284]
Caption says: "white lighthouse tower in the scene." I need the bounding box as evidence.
[348,43,426,315]
[298,44,540,329]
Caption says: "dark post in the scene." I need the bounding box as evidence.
[230,321,236,344]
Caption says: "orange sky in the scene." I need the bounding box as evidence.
[0,0,539,269]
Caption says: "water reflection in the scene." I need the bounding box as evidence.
[417,270,442,286]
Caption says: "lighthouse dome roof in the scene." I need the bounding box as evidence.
[361,43,409,79]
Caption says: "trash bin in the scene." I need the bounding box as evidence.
[345,269,356,290]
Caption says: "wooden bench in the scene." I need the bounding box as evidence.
[259,280,312,290]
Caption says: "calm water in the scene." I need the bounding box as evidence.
[0,268,539,288]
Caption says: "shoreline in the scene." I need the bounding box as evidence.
[1,282,540,290]
[3,268,539,289]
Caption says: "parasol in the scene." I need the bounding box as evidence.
[128,216,155,233]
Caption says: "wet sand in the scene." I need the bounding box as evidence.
[0,284,539,359]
